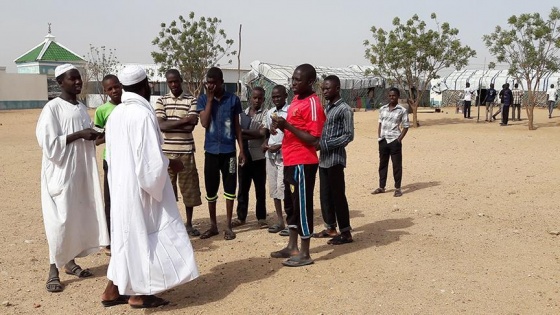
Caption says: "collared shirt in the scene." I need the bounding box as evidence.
[240,106,267,160]
[319,98,354,168]
[378,104,410,143]
[264,104,290,161]
[512,88,524,105]
[154,91,198,154]
[197,91,242,154]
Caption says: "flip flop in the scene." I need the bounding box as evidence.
[224,230,236,240]
[199,229,219,239]
[268,223,284,233]
[279,228,290,236]
[101,295,129,307]
[327,235,354,245]
[282,257,314,267]
[130,295,169,309]
[270,249,293,258]
[65,265,93,278]
[46,276,63,293]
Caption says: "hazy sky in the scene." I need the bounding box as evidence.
[1,0,558,73]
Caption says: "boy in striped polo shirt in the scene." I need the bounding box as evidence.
[155,69,202,236]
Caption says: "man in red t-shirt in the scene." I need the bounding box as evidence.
[270,64,326,267]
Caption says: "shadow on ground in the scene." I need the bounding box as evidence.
[152,216,413,311]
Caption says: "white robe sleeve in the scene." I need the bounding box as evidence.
[134,115,169,202]
[36,103,67,166]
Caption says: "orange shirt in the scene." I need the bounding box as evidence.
[282,93,326,166]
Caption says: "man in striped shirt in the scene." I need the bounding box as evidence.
[372,87,410,197]
[155,69,202,237]
[511,83,523,121]
[314,75,354,245]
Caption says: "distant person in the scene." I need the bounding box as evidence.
[94,74,122,255]
[314,75,354,245]
[197,67,246,240]
[155,69,202,237]
[36,64,109,293]
[270,64,326,267]
[371,87,410,197]
[234,86,268,229]
[500,83,513,126]
[102,65,198,308]
[492,84,506,122]
[547,84,558,119]
[511,83,524,121]
[261,85,290,236]
[462,82,476,119]
[484,83,497,122]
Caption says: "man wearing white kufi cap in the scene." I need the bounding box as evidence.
[101,65,199,308]
[36,63,109,293]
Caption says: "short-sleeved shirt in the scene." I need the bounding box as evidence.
[154,91,198,154]
[282,94,326,166]
[484,88,497,103]
[378,104,410,143]
[512,88,524,105]
[197,91,242,154]
[240,106,267,160]
[264,104,290,160]
[94,101,117,159]
[547,88,558,102]
[464,88,476,101]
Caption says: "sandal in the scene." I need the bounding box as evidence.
[268,223,285,233]
[65,265,93,278]
[279,228,290,236]
[393,189,403,197]
[282,256,314,267]
[185,226,201,237]
[371,187,385,194]
[327,234,354,245]
[199,229,219,239]
[312,229,338,238]
[224,230,236,240]
[258,219,268,229]
[46,276,63,293]
[231,219,246,227]
[129,295,169,309]
[101,295,129,307]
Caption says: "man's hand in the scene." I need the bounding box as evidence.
[205,83,216,100]
[268,144,281,153]
[261,143,269,153]
[238,152,246,167]
[271,116,287,131]
[168,159,185,172]
[80,128,101,141]
[184,114,199,125]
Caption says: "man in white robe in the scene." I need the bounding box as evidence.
[36,64,109,293]
[101,65,199,308]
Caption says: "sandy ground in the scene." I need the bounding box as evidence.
[1,106,560,314]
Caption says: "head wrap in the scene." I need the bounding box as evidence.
[54,64,77,78]
[118,65,147,86]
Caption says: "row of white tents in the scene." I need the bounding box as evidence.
[431,69,560,106]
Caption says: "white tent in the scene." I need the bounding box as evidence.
[242,60,383,90]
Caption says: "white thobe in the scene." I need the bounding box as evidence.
[36,97,109,267]
[105,92,199,296]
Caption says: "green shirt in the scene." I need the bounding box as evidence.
[94,101,117,159]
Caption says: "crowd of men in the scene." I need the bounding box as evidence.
[463,82,559,125]
[35,63,410,308]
